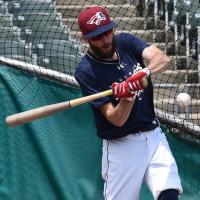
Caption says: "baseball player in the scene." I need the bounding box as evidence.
[75,6,183,200]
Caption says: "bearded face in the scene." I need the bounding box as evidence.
[88,32,116,60]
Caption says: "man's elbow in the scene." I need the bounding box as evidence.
[165,55,171,66]
[163,55,171,71]
[110,118,126,127]
[104,110,127,127]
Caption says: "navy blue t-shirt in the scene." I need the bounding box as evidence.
[75,33,155,139]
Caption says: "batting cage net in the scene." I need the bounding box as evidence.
[0,0,199,139]
[0,1,200,200]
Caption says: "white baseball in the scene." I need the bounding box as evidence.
[176,93,191,107]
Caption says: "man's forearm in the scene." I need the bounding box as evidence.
[148,52,171,74]
[100,98,136,127]
[142,45,171,74]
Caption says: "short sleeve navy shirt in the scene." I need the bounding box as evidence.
[75,33,155,139]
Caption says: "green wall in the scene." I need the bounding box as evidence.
[0,66,199,200]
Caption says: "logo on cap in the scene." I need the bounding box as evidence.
[78,6,117,38]
[87,12,106,25]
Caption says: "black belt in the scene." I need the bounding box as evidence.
[131,121,159,134]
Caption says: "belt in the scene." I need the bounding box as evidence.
[131,120,159,134]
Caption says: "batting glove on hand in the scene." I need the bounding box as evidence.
[112,79,145,99]
[127,68,151,83]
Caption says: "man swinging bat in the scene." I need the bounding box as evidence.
[75,6,183,200]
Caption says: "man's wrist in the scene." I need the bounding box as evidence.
[141,68,151,77]
[146,67,151,76]
[125,97,134,102]
[124,94,137,102]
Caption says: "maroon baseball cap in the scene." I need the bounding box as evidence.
[78,6,117,38]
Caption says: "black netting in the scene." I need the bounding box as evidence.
[0,0,199,138]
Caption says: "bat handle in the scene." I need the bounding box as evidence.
[140,77,148,88]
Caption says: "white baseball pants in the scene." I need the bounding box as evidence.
[101,127,183,200]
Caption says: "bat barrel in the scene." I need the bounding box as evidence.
[6,102,71,127]
[5,89,113,127]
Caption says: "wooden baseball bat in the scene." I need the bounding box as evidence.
[6,78,148,127]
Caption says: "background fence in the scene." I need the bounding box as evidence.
[0,0,200,199]
[0,0,199,137]
[0,65,200,200]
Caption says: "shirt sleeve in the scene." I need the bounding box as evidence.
[121,33,150,61]
[75,66,110,110]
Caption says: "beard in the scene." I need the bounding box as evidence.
[88,36,116,60]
